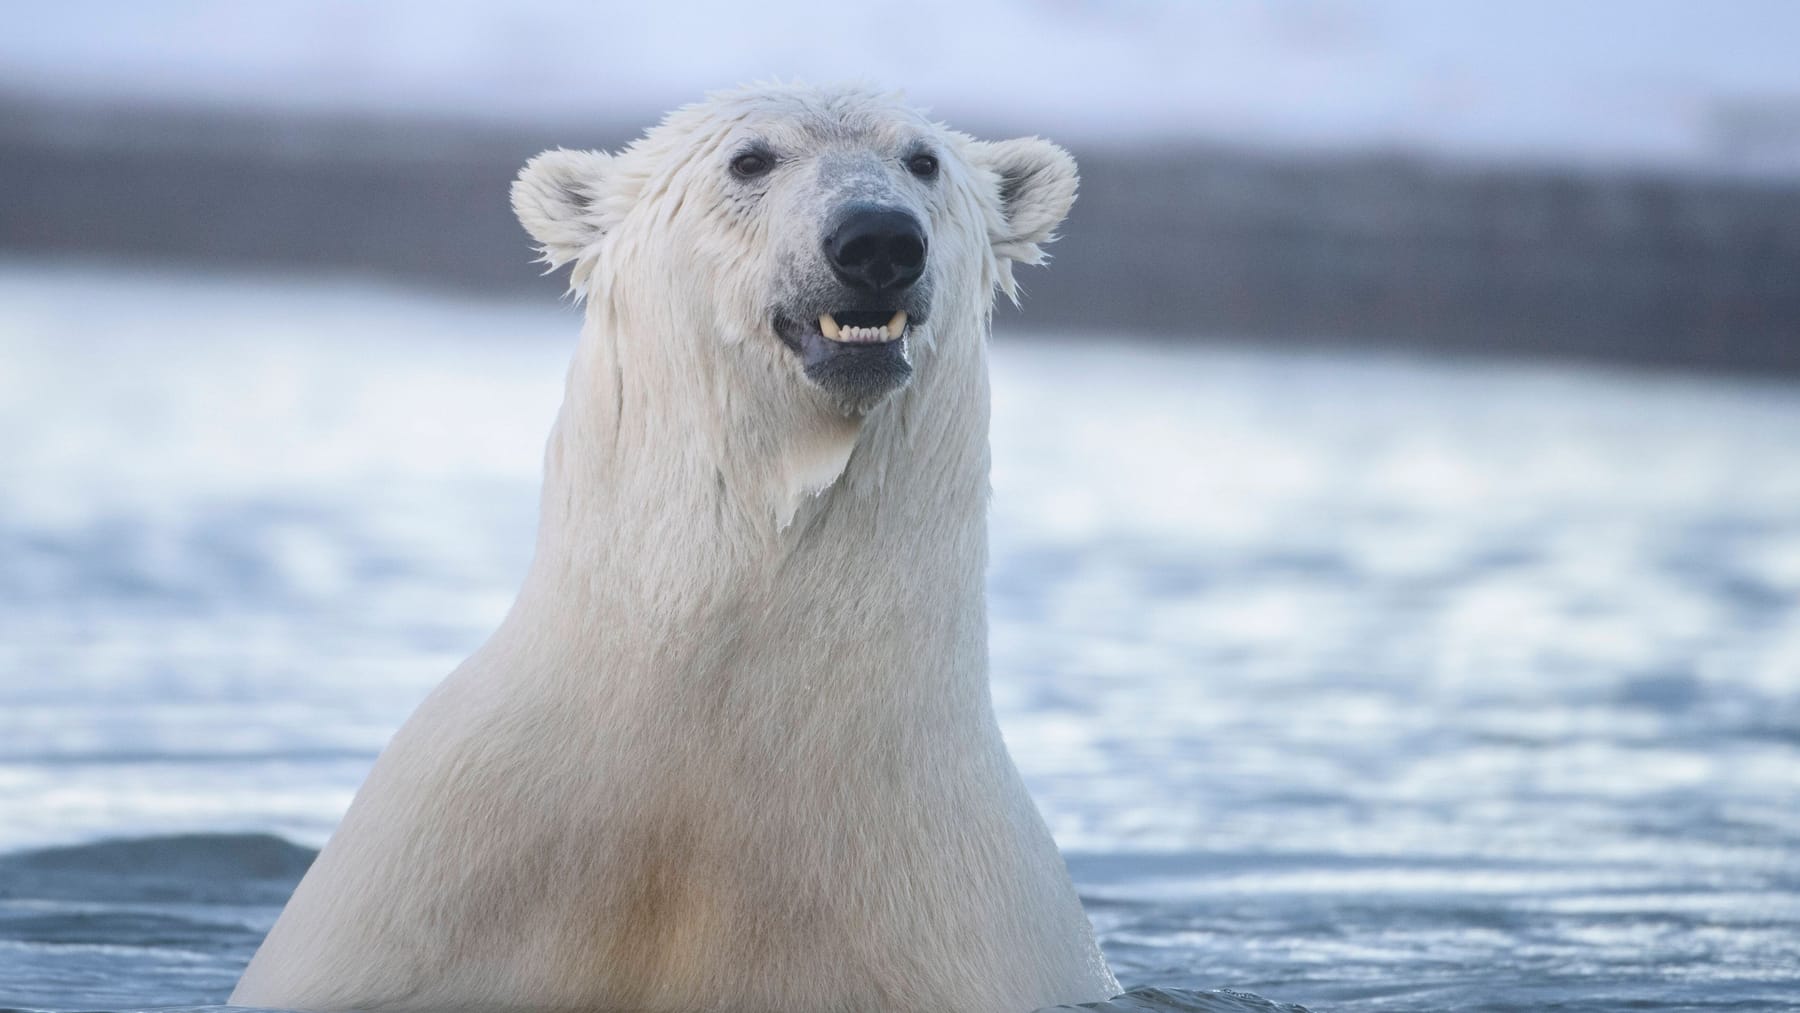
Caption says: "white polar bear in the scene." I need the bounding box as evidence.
[231,83,1115,1013]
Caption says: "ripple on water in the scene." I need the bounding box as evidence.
[2,265,1799,1011]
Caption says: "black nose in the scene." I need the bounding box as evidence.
[825,208,927,292]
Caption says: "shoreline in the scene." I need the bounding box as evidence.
[4,93,1798,374]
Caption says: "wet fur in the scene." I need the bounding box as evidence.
[231,83,1108,1013]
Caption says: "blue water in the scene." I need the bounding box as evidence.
[2,264,1799,1012]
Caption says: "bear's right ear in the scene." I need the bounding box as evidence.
[511,149,615,269]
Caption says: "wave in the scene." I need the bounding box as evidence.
[1054,990,1314,1013]
[0,834,315,906]
[1,833,315,880]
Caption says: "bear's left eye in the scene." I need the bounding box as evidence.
[730,151,773,179]
[906,153,940,179]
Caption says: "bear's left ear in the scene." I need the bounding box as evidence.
[511,148,615,270]
[966,137,1079,267]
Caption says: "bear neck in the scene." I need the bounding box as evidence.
[503,301,998,737]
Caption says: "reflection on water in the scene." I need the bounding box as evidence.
[1,264,1797,1012]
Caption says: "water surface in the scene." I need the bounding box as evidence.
[2,264,1798,1011]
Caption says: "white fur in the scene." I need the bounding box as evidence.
[231,83,1108,1013]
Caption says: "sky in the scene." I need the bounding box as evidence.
[4,0,1800,174]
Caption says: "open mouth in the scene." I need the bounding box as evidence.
[819,310,908,345]
[774,305,921,412]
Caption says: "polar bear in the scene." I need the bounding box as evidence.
[231,83,1115,1013]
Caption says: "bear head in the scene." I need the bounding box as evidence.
[511,83,1077,420]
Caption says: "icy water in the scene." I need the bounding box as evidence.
[2,263,1799,1012]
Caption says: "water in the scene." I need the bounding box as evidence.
[2,262,1798,1012]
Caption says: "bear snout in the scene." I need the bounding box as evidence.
[825,206,927,293]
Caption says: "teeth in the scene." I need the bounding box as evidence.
[819,312,910,343]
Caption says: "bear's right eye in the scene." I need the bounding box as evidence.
[730,152,773,179]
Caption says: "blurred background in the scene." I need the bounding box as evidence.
[3,3,1799,1012]
[7,0,1800,364]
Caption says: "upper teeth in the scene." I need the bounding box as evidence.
[820,311,907,344]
